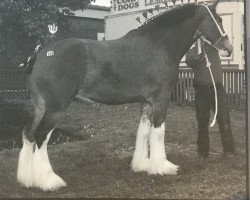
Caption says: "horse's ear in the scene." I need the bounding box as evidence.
[209,0,220,11]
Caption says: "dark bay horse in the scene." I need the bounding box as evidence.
[17,0,233,191]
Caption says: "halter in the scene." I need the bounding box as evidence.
[199,5,227,49]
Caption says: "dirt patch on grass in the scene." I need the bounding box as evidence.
[0,101,246,198]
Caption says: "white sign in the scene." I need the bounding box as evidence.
[111,0,199,14]
[48,24,58,34]
[112,0,140,12]
[144,0,168,7]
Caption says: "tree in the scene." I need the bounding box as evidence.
[0,0,93,69]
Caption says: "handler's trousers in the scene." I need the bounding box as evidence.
[194,82,235,157]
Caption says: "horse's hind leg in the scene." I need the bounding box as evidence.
[32,111,66,191]
[17,95,66,191]
[131,103,152,172]
[17,96,45,188]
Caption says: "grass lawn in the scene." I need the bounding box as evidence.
[0,101,246,199]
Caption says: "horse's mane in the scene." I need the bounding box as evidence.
[138,3,198,30]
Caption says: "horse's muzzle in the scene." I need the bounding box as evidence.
[216,36,233,57]
[219,49,232,57]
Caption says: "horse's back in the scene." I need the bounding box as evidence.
[32,38,109,76]
[33,38,87,70]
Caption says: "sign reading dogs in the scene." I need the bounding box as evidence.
[113,0,139,11]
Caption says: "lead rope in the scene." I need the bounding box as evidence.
[197,39,218,127]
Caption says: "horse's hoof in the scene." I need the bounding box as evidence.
[17,174,34,188]
[131,158,149,172]
[34,172,67,191]
[147,159,179,175]
[17,164,34,188]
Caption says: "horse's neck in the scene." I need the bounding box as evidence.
[167,21,198,62]
[143,17,199,63]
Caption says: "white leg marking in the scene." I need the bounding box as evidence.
[17,138,35,188]
[147,123,179,175]
[32,129,67,191]
[131,116,150,172]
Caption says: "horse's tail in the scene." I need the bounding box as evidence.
[18,44,41,74]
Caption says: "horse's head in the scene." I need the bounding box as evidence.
[196,0,233,57]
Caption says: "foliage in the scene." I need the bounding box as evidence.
[0,0,93,69]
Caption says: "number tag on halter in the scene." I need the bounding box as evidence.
[47,51,54,56]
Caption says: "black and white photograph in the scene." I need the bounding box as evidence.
[0,0,247,198]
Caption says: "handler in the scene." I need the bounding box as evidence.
[185,39,235,158]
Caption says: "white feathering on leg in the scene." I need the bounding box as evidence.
[17,138,35,188]
[131,116,150,172]
[32,130,66,191]
[147,123,179,175]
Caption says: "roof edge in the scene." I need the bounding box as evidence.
[87,5,111,11]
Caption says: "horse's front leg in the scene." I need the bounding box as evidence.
[131,103,152,172]
[147,95,179,175]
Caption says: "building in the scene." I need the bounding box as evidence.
[60,5,111,41]
[105,0,245,69]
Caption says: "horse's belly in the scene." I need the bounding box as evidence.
[80,84,144,105]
